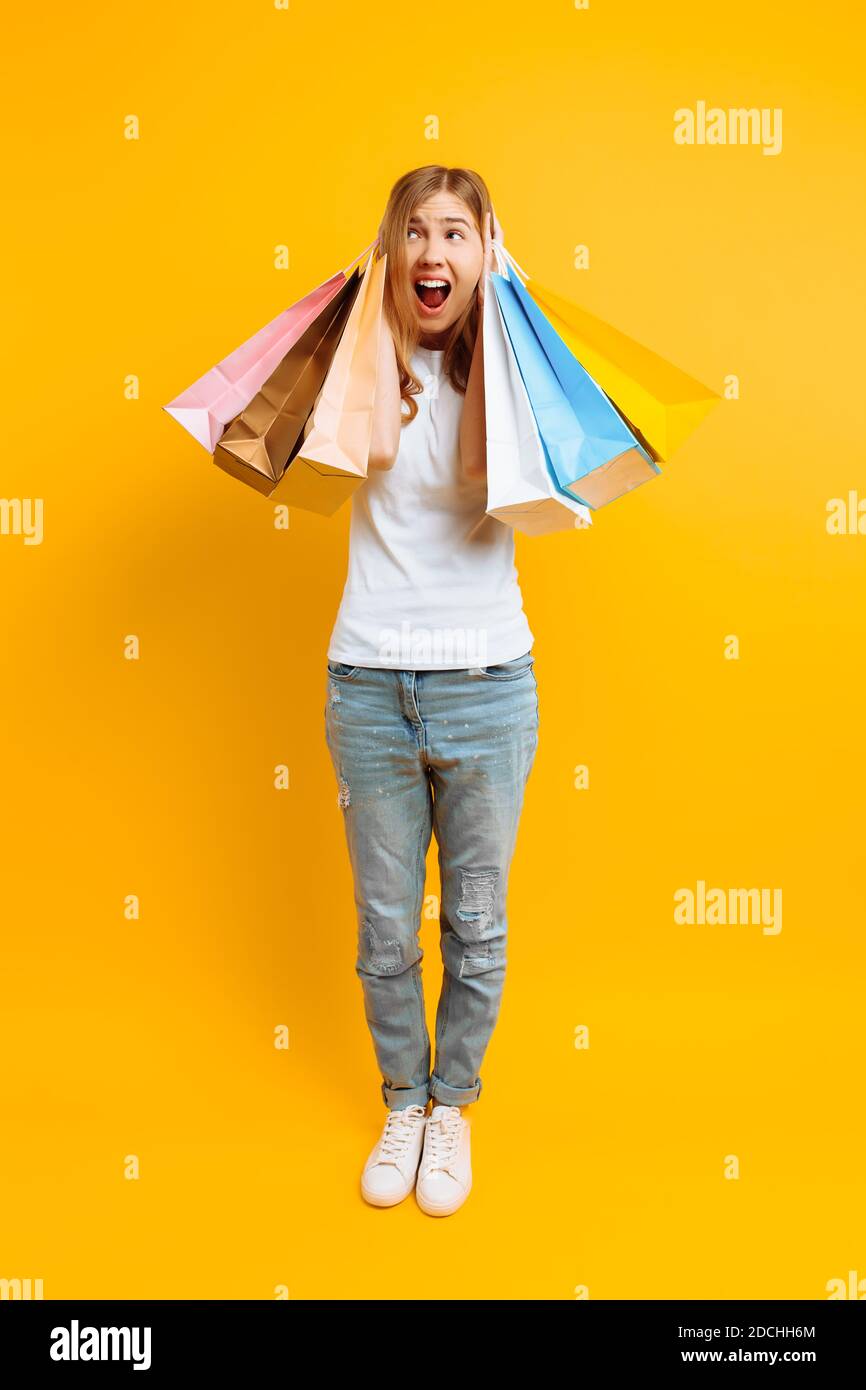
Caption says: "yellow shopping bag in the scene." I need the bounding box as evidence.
[498,246,720,461]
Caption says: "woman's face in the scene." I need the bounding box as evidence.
[404,190,484,343]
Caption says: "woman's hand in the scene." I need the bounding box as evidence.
[368,316,401,470]
[477,206,506,311]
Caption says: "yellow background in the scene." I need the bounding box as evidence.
[1,0,863,1300]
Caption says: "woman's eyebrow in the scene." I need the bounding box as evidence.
[408,215,472,228]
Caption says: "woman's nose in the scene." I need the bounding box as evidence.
[419,240,447,263]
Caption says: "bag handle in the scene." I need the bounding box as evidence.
[492,240,530,285]
[342,237,379,277]
[490,239,510,278]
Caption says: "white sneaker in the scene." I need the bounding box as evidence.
[415,1104,472,1216]
[360,1104,428,1207]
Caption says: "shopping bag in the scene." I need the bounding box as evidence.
[212,268,361,494]
[163,239,375,453]
[491,254,660,509]
[483,245,592,535]
[490,269,625,511]
[268,246,387,517]
[497,244,720,461]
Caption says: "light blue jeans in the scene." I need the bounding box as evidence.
[323,650,539,1110]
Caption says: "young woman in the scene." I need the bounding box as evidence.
[324,166,539,1217]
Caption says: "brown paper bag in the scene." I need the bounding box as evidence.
[268,249,387,516]
[213,269,361,495]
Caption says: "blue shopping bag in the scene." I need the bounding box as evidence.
[491,267,661,508]
[490,273,589,508]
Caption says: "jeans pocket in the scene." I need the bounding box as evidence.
[327,659,362,680]
[473,650,534,681]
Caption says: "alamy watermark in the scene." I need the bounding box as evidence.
[377,623,489,667]
[674,101,782,156]
[0,498,43,545]
[674,879,782,935]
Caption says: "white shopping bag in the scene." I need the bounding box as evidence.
[483,242,592,535]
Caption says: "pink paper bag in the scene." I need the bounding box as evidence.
[163,240,376,452]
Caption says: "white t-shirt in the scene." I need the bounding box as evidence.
[327,345,534,669]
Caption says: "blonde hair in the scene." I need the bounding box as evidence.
[374,165,495,426]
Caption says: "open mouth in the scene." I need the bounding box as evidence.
[414,278,452,311]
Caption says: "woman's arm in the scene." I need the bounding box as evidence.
[368,314,402,471]
[458,207,503,480]
[459,308,487,479]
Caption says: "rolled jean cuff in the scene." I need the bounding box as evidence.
[429,1072,482,1107]
[382,1081,430,1110]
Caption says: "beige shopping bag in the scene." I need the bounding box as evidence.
[268,247,387,516]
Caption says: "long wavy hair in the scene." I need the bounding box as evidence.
[374,165,495,426]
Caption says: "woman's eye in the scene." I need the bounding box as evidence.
[407,228,463,240]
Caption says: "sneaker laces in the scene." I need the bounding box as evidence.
[376,1104,427,1165]
[421,1106,463,1178]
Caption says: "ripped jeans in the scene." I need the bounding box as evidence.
[324,651,539,1110]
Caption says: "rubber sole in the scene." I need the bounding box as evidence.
[415,1175,473,1217]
